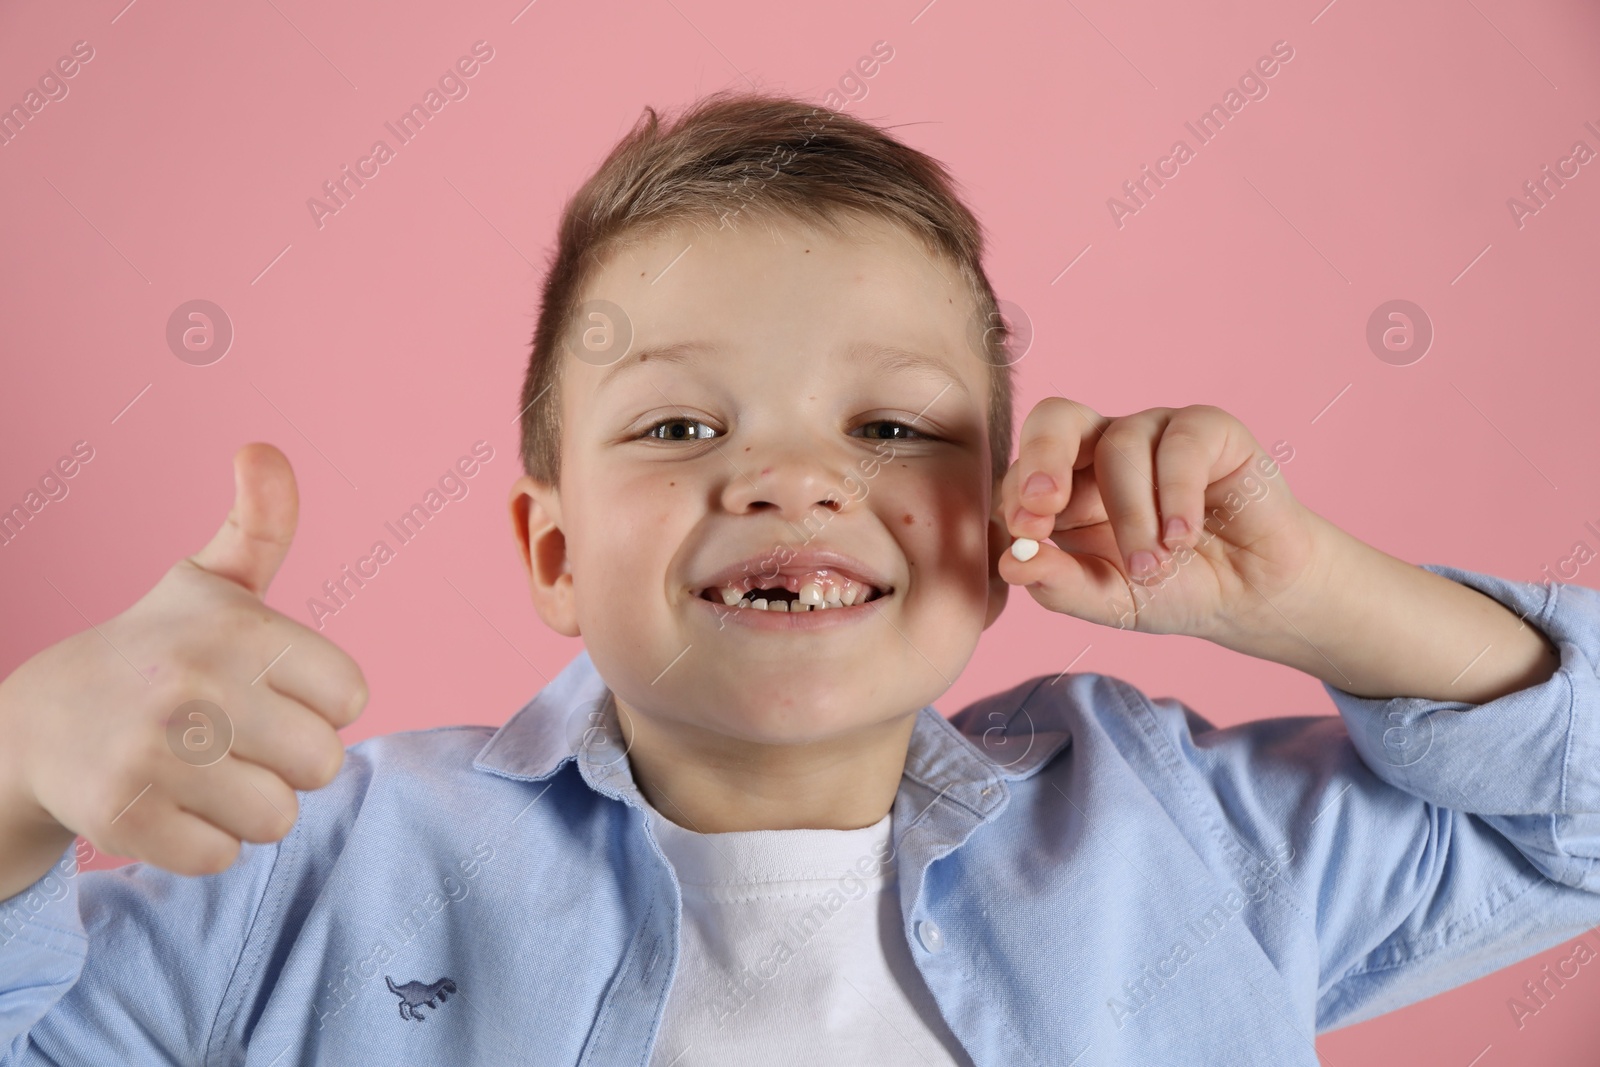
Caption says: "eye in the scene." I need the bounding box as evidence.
[854,419,927,441]
[642,417,720,441]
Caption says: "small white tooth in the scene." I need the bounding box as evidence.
[841,582,858,606]
[825,587,843,607]
[751,598,768,610]
[769,599,787,611]
[798,582,823,606]
[795,602,811,612]
[739,598,750,608]
[720,586,742,606]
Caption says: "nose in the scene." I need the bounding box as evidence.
[720,439,850,525]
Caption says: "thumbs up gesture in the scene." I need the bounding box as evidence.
[0,444,368,896]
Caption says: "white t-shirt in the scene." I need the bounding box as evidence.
[643,804,975,1066]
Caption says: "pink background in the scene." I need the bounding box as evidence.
[3,0,1598,1060]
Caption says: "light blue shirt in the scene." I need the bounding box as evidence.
[4,563,1599,1065]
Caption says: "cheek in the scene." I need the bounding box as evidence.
[572,479,690,603]
[895,467,991,599]
[883,466,991,690]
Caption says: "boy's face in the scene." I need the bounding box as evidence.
[510,213,1010,747]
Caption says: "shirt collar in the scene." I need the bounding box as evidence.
[472,649,1071,813]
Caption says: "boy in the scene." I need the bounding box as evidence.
[1,90,1596,1066]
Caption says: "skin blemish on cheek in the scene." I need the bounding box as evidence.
[902,513,914,525]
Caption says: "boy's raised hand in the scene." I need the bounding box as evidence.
[996,398,1329,641]
[0,444,367,895]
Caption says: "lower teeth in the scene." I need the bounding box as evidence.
[739,598,859,612]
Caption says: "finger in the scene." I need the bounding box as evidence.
[996,530,1128,622]
[1003,397,1110,539]
[1093,410,1172,582]
[1051,464,1108,533]
[1153,406,1244,551]
[996,530,1093,599]
[97,794,242,877]
[163,755,300,846]
[189,443,299,599]
[251,628,369,730]
[230,687,347,792]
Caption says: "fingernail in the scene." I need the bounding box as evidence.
[1129,550,1159,579]
[1022,472,1056,499]
[1163,516,1189,546]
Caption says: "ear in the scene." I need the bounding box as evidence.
[508,474,580,638]
[983,511,1010,631]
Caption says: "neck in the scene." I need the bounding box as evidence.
[616,702,918,833]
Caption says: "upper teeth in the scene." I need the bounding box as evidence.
[714,574,877,611]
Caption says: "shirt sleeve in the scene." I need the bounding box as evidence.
[1311,564,1600,1028]
[1126,564,1600,1033]
[0,831,284,1065]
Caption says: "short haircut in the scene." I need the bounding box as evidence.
[516,89,1016,488]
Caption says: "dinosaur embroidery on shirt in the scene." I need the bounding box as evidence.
[385,975,458,1022]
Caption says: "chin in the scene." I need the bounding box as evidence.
[696,683,894,745]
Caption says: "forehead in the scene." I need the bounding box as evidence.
[566,211,989,397]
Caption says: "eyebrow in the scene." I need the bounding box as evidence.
[850,342,972,399]
[596,338,972,400]
[596,340,715,390]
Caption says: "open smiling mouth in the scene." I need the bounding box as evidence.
[696,572,892,612]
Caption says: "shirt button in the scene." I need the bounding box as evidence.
[916,919,944,953]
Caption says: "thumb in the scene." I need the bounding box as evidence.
[188,443,299,598]
[997,534,1124,627]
